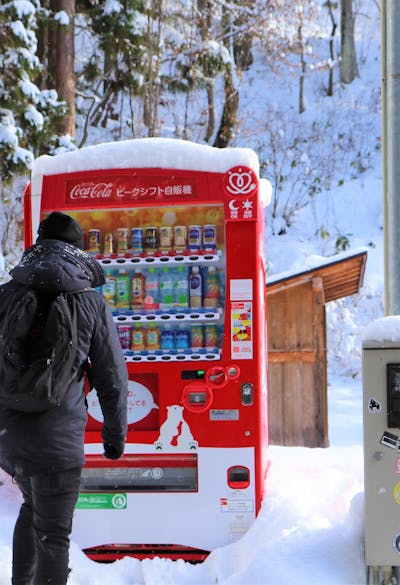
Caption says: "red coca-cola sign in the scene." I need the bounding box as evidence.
[66,175,197,204]
[69,182,114,200]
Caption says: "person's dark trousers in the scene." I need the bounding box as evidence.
[12,467,82,585]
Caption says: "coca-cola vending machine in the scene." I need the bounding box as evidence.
[24,138,271,562]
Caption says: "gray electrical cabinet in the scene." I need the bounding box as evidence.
[363,316,400,573]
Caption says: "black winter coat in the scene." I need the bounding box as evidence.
[0,239,128,477]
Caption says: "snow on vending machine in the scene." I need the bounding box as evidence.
[24,138,271,562]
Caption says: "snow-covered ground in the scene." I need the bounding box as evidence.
[0,153,381,584]
[0,373,366,585]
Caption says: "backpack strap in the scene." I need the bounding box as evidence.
[67,288,96,392]
[65,287,95,386]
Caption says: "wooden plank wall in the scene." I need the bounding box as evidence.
[267,276,328,447]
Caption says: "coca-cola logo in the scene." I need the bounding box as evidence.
[69,182,114,200]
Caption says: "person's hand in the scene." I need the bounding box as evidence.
[103,442,124,460]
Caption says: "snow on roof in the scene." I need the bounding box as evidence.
[362,316,400,345]
[267,246,369,285]
[31,137,260,195]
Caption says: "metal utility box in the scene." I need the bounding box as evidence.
[363,316,400,569]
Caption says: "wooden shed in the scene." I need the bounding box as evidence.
[266,249,368,448]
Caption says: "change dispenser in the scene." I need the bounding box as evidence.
[362,316,400,581]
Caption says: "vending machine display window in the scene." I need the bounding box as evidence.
[61,205,226,364]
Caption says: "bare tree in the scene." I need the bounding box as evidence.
[326,0,338,96]
[297,18,306,114]
[340,0,358,84]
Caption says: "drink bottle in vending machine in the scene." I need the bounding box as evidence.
[189,266,202,309]
[174,265,189,308]
[24,137,272,563]
[144,267,160,310]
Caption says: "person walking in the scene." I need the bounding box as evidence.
[0,211,128,585]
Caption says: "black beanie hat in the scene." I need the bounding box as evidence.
[37,211,84,250]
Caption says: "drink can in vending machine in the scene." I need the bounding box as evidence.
[117,325,131,350]
[203,265,220,308]
[190,324,204,350]
[116,228,129,253]
[145,227,158,254]
[88,229,101,254]
[202,224,217,251]
[188,225,202,252]
[103,232,114,254]
[131,228,144,254]
[159,226,173,254]
[173,226,187,253]
[204,324,218,350]
[175,327,191,350]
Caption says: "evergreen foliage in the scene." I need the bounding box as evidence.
[0,0,67,182]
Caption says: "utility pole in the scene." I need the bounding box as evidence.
[383,1,400,315]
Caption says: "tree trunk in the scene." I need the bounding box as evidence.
[143,0,162,137]
[298,24,306,113]
[47,5,57,89]
[326,0,337,96]
[205,84,215,143]
[48,0,75,136]
[213,65,239,148]
[340,0,358,84]
[233,0,254,71]
[213,4,239,148]
[35,14,48,90]
[197,0,215,143]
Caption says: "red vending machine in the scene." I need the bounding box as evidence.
[24,138,271,562]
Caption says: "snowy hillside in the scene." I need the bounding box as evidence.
[0,1,383,584]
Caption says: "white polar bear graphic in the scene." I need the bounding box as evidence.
[154,405,198,451]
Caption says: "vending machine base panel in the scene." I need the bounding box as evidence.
[83,543,210,563]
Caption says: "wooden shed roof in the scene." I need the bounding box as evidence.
[266,248,368,302]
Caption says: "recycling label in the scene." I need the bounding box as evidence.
[76,493,127,510]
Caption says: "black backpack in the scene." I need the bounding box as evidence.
[0,287,80,412]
